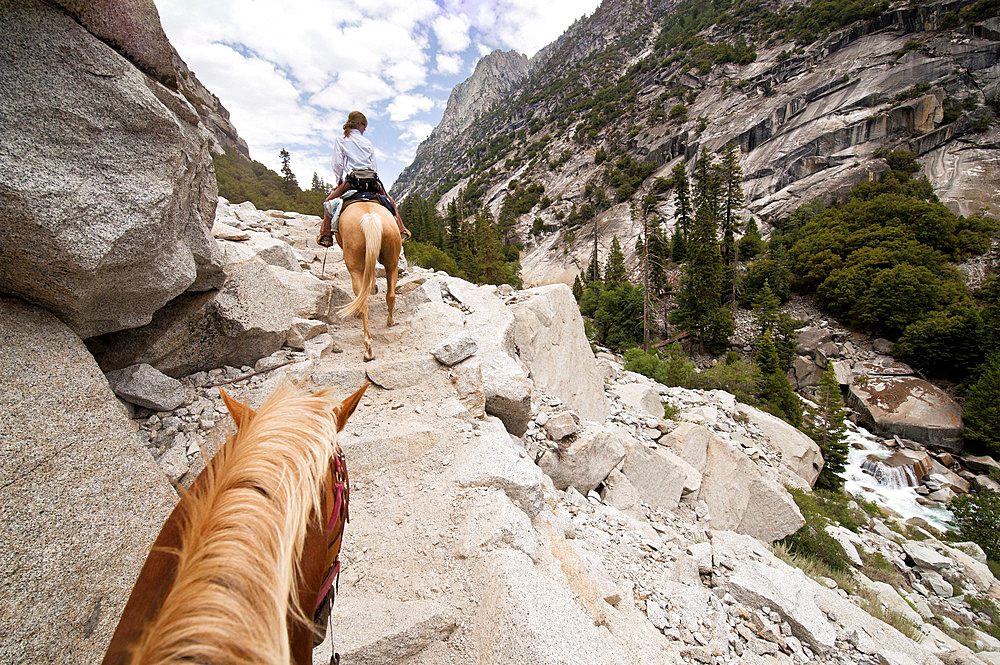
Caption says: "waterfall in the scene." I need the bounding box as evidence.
[842,422,952,530]
[860,455,919,489]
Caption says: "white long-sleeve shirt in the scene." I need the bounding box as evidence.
[331,129,377,183]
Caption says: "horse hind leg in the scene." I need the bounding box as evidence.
[385,263,398,328]
[361,303,374,361]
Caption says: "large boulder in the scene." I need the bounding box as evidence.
[736,403,824,487]
[619,438,691,511]
[537,424,627,494]
[267,265,351,323]
[664,423,804,542]
[104,363,188,411]
[848,376,963,451]
[452,417,546,518]
[95,260,293,377]
[0,298,176,663]
[473,550,631,665]
[0,0,225,339]
[510,284,609,422]
[444,278,534,436]
[610,383,665,419]
[219,230,301,272]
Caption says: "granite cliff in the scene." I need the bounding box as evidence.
[392,0,1000,287]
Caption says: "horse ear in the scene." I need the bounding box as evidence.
[219,388,256,429]
[332,382,369,432]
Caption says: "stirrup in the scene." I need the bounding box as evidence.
[317,233,333,248]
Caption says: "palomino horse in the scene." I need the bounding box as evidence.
[102,382,369,665]
[336,200,401,361]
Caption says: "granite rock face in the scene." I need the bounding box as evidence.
[393,1,1000,289]
[0,298,176,664]
[49,0,176,84]
[848,376,963,451]
[393,49,529,195]
[0,0,225,338]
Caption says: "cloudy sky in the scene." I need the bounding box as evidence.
[155,0,602,190]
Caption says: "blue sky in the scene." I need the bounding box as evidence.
[155,0,601,190]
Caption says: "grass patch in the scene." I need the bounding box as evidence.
[770,541,853,588]
[859,550,908,588]
[779,488,870,572]
[662,402,681,420]
[854,586,923,640]
[967,596,1000,641]
[772,543,921,640]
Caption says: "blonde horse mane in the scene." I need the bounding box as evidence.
[338,211,383,319]
[129,384,342,665]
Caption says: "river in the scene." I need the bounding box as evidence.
[842,421,953,531]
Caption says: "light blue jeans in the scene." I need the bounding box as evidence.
[323,198,344,233]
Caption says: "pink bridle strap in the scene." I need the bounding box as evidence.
[314,560,341,613]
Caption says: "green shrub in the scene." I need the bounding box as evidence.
[963,355,1000,455]
[624,345,697,387]
[781,488,868,572]
[894,305,985,379]
[951,489,1000,561]
[590,283,645,350]
[402,240,460,275]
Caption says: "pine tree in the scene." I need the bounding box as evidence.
[605,236,626,284]
[497,193,519,247]
[692,147,721,223]
[670,161,692,245]
[310,172,324,192]
[755,330,804,426]
[738,217,764,259]
[446,200,461,251]
[671,228,688,262]
[805,361,849,490]
[572,274,584,301]
[753,279,780,337]
[472,210,507,285]
[586,248,602,282]
[669,149,732,353]
[279,149,298,194]
[719,143,744,267]
[964,354,1000,455]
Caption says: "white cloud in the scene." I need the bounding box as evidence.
[463,0,601,56]
[387,94,435,122]
[399,120,434,145]
[432,13,471,53]
[435,52,463,75]
[155,0,601,187]
[311,72,394,111]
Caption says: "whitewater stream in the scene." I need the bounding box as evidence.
[842,422,953,531]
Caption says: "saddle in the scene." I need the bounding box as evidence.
[342,190,397,217]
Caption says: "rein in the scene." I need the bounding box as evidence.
[315,448,350,613]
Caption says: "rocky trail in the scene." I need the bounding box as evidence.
[96,201,1000,665]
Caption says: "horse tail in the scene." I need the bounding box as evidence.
[338,212,382,319]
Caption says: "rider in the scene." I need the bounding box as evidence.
[317,111,410,246]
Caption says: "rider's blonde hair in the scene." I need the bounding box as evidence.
[343,111,367,137]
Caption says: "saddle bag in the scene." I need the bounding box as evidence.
[346,169,380,193]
